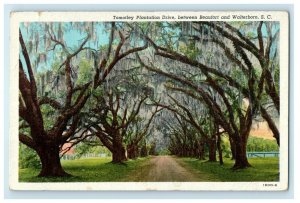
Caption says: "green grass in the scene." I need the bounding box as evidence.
[180,157,279,182]
[19,156,279,182]
[19,157,150,182]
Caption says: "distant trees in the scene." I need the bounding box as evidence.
[19,143,41,169]
[149,142,157,156]
[140,142,149,157]
[247,137,279,152]
[74,139,112,158]
[166,114,206,160]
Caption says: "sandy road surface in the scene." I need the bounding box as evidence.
[126,155,206,182]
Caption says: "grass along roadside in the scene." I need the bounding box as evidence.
[179,157,279,182]
[19,156,279,182]
[19,157,150,182]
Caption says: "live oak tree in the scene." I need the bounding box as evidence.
[138,21,279,168]
[19,27,91,176]
[19,22,147,176]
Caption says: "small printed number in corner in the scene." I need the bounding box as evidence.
[263,183,278,187]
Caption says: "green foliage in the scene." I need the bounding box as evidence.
[273,64,280,92]
[51,60,64,75]
[40,104,56,131]
[222,135,278,155]
[140,144,148,157]
[19,143,41,169]
[221,136,232,158]
[74,141,112,158]
[247,136,279,152]
[230,68,247,88]
[149,143,157,155]
[220,135,278,159]
[157,148,171,155]
[178,41,200,60]
[76,58,94,85]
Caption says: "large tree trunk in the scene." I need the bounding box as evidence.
[112,147,127,163]
[37,144,69,177]
[198,141,205,160]
[208,138,217,162]
[229,137,236,160]
[112,134,127,163]
[233,137,251,169]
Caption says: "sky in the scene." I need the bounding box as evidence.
[19,22,110,73]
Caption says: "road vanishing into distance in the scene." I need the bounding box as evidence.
[126,155,212,182]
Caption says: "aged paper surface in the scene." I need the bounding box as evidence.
[10,11,289,191]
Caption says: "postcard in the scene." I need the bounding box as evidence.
[10,11,289,190]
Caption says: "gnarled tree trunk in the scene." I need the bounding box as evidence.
[36,144,69,177]
[112,133,127,163]
[112,147,127,163]
[229,137,236,160]
[233,137,251,169]
[208,138,217,162]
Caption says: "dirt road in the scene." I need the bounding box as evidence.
[126,155,208,182]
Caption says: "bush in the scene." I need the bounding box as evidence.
[157,148,170,155]
[19,143,41,169]
[220,135,278,159]
[221,136,232,158]
[74,141,112,158]
[247,136,279,152]
[149,143,157,155]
